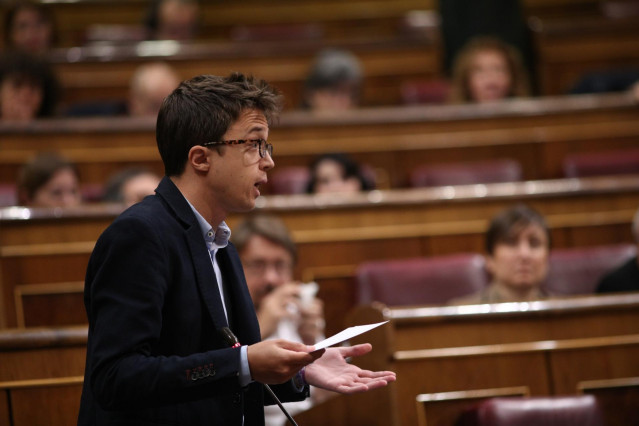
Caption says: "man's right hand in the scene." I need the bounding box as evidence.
[247,339,323,384]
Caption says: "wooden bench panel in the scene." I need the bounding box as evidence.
[308,294,639,426]
[532,16,639,95]
[0,389,8,426]
[0,0,599,48]
[1,175,638,330]
[0,0,437,47]
[1,93,636,188]
[0,327,87,382]
[48,37,439,109]
[415,387,530,426]
[578,377,639,426]
[550,343,639,395]
[2,377,84,426]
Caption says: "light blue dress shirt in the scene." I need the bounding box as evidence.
[186,200,252,387]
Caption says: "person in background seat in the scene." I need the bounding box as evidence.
[450,204,551,304]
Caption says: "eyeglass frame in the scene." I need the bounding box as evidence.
[202,139,273,158]
[242,258,294,277]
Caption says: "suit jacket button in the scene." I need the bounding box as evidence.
[232,392,241,404]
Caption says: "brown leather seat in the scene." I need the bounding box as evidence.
[409,159,522,187]
[456,395,604,426]
[0,184,16,207]
[356,253,489,306]
[545,244,637,295]
[269,166,310,195]
[400,79,451,105]
[563,148,639,178]
[229,23,324,42]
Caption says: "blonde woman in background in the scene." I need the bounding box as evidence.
[448,36,530,104]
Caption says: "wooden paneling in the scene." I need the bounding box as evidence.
[1,174,638,330]
[415,387,530,426]
[579,377,639,426]
[16,282,86,328]
[0,0,601,48]
[0,330,85,426]
[532,16,639,95]
[1,377,84,426]
[549,342,639,395]
[293,294,639,426]
[0,327,87,382]
[24,3,638,106]
[0,0,438,47]
[0,389,9,426]
[1,92,636,188]
[46,37,439,109]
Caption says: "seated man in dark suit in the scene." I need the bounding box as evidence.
[78,72,395,426]
[597,208,639,293]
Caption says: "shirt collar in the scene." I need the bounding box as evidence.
[185,199,231,249]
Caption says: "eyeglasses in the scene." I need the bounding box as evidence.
[243,259,293,276]
[202,139,273,158]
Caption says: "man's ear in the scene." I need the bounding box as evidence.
[187,145,211,173]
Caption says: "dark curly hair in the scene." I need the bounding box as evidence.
[156,72,282,176]
[0,50,60,118]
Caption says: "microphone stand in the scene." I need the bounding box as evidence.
[220,327,299,426]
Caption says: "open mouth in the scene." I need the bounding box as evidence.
[255,178,267,189]
[254,180,265,196]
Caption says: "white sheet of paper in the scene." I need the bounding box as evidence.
[312,321,388,351]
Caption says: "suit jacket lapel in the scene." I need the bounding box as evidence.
[156,177,229,330]
[217,244,261,345]
[185,226,230,330]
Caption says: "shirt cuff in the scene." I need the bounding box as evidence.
[239,345,252,387]
[292,367,307,392]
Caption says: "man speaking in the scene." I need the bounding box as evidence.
[78,73,395,425]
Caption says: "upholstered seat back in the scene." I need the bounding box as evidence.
[456,395,604,426]
[545,244,637,295]
[356,253,489,306]
[563,148,639,178]
[409,159,522,187]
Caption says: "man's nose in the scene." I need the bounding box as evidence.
[261,152,275,170]
[517,242,533,256]
[263,264,282,283]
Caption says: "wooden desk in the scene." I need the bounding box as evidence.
[295,293,639,426]
[0,0,437,47]
[0,174,637,330]
[47,36,439,109]
[0,326,87,382]
[531,15,639,95]
[0,204,120,329]
[0,376,84,426]
[578,377,639,426]
[0,326,86,426]
[1,92,636,188]
[0,0,601,48]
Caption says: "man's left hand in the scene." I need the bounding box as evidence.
[304,344,396,394]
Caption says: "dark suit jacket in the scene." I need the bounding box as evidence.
[78,177,308,426]
[596,257,639,294]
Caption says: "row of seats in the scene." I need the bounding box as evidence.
[355,244,636,306]
[1,147,637,205]
[455,394,604,426]
[269,148,639,194]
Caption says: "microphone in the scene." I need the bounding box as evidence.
[220,327,241,348]
[220,327,300,426]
